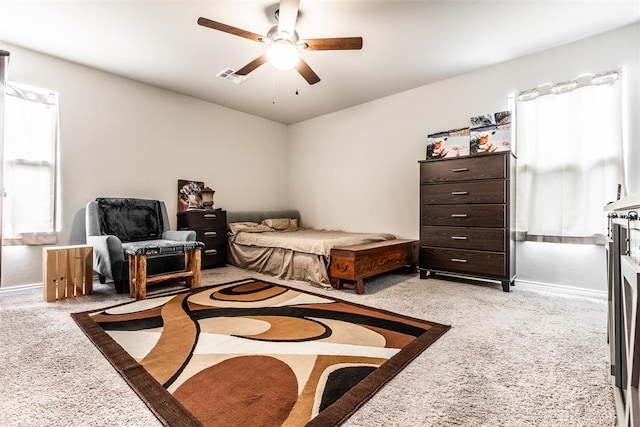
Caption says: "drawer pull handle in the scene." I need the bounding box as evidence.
[204,214,218,219]
[451,191,468,196]
[451,214,468,218]
[204,231,217,237]
[336,263,349,272]
[452,167,469,172]
[451,236,468,240]
[204,249,218,255]
[451,258,468,263]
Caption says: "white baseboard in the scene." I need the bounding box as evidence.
[515,278,607,299]
[0,282,42,293]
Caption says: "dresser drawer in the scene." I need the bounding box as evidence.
[178,210,227,229]
[420,247,506,278]
[420,180,506,205]
[421,204,505,227]
[420,153,507,184]
[420,226,505,251]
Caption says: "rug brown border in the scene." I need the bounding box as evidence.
[72,279,450,427]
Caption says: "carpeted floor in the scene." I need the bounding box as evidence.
[0,266,616,426]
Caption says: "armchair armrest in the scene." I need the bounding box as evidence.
[87,234,125,280]
[163,230,196,242]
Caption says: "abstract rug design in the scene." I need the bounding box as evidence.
[72,279,449,426]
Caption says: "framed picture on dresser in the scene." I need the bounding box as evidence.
[470,110,513,155]
[426,128,470,159]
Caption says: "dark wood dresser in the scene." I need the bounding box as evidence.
[177,210,227,269]
[418,152,516,291]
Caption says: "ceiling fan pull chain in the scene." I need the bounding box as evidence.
[272,68,276,104]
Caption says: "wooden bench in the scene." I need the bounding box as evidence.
[126,242,204,300]
[329,239,418,294]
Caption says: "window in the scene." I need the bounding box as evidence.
[515,69,625,244]
[3,82,59,245]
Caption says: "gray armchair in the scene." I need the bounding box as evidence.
[85,197,196,293]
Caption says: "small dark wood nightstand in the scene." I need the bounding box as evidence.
[177,210,227,269]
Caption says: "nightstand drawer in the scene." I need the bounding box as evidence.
[420,226,505,251]
[178,210,227,229]
[420,247,506,277]
[201,246,227,268]
[195,230,226,247]
[420,154,506,184]
[421,204,505,227]
[420,180,506,205]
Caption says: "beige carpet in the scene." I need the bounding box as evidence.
[0,266,615,426]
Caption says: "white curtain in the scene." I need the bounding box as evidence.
[3,82,58,245]
[516,70,625,244]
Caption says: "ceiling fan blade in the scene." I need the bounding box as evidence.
[277,0,300,38]
[303,37,363,51]
[235,54,268,76]
[197,17,264,43]
[295,59,320,85]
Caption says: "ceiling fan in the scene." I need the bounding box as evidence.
[197,0,363,85]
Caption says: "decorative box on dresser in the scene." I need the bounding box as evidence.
[605,194,640,426]
[418,151,516,292]
[177,210,228,269]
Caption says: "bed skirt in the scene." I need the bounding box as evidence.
[228,242,332,288]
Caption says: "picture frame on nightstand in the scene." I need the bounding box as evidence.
[178,179,204,212]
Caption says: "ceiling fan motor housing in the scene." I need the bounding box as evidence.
[264,25,299,45]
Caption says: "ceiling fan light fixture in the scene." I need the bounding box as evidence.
[266,41,300,70]
[198,0,363,86]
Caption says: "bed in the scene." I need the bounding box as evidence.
[227,210,396,288]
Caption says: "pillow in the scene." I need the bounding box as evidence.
[261,218,298,230]
[228,222,274,235]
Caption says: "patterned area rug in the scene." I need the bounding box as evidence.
[72,278,449,426]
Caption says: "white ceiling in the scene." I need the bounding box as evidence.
[1,1,638,124]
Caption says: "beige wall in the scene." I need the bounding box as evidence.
[0,43,289,288]
[287,23,640,292]
[1,23,638,292]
